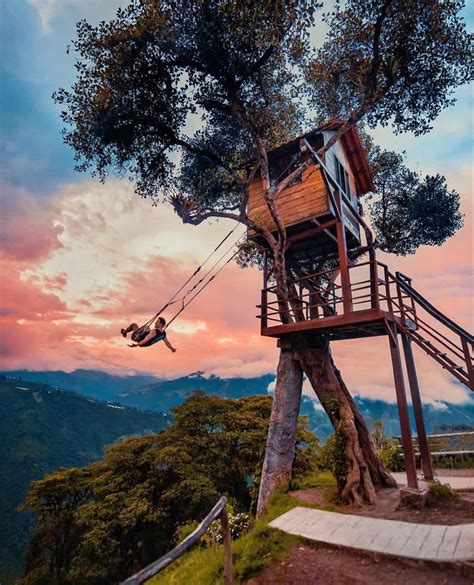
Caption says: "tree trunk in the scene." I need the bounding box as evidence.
[256,346,303,518]
[294,334,396,505]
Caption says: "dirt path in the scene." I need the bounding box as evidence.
[290,486,474,525]
[248,544,473,585]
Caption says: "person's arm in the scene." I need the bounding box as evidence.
[164,337,177,352]
[128,330,156,348]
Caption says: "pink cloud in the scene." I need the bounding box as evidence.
[0,173,471,407]
[0,185,63,262]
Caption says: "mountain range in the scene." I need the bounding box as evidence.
[5,368,474,439]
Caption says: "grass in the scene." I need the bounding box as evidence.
[146,473,339,585]
[290,469,337,491]
[146,491,306,585]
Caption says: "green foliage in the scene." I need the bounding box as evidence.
[435,455,474,469]
[207,510,251,544]
[427,481,460,504]
[307,0,472,135]
[54,0,319,202]
[17,392,318,585]
[371,421,405,472]
[0,376,167,584]
[363,140,463,255]
[318,431,348,494]
[149,491,301,585]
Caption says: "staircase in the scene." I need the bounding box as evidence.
[386,270,473,390]
[259,260,473,390]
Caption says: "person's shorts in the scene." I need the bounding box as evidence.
[131,327,150,342]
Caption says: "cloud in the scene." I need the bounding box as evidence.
[27,0,127,33]
[0,185,63,262]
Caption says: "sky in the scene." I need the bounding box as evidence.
[0,0,472,407]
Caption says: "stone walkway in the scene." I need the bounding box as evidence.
[270,507,474,562]
[391,472,474,491]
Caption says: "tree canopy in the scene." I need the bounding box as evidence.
[55,0,471,258]
[17,392,317,585]
[307,0,472,135]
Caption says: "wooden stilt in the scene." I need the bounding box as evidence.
[386,322,418,490]
[401,334,434,481]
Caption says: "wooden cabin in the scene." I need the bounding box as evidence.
[247,121,374,255]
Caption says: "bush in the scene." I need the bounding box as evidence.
[372,421,405,472]
[207,509,252,544]
[149,491,300,585]
[427,481,459,505]
[379,444,405,472]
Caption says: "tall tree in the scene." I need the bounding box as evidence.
[55,0,471,510]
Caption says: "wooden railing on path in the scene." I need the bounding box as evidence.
[396,431,474,460]
[121,496,233,585]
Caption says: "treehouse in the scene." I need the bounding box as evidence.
[247,121,473,498]
[247,120,374,259]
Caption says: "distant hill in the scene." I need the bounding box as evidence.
[301,395,474,441]
[0,375,168,583]
[3,368,161,402]
[4,369,474,439]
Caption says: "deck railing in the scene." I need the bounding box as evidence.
[258,260,473,388]
[121,497,232,585]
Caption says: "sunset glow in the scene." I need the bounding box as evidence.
[1,1,472,406]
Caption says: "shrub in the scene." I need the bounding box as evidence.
[372,421,405,472]
[427,481,459,505]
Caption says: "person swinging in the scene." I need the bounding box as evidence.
[121,317,177,352]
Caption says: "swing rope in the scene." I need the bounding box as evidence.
[141,225,244,330]
[166,243,242,329]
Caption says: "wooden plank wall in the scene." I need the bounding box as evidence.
[248,164,328,235]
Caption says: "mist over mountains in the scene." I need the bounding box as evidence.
[5,368,474,439]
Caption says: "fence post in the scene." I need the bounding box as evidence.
[220,506,233,585]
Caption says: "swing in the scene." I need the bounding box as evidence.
[126,225,244,340]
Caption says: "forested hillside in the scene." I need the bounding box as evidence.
[0,376,168,583]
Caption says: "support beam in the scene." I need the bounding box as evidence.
[401,334,434,481]
[261,251,268,332]
[386,322,418,490]
[334,188,353,314]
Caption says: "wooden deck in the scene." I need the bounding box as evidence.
[262,308,400,341]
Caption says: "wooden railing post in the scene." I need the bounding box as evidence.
[461,336,474,389]
[369,253,380,310]
[261,251,268,332]
[384,265,393,314]
[220,506,233,585]
[334,188,353,314]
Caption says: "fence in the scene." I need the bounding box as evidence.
[121,496,232,585]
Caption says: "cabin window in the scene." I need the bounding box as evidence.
[334,155,350,198]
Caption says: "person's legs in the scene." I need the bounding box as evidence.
[121,323,139,337]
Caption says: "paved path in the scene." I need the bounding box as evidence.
[270,507,474,562]
[392,472,474,491]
